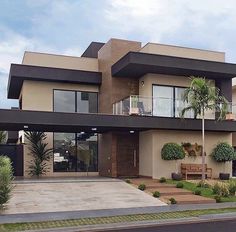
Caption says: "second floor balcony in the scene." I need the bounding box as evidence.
[113,95,236,120]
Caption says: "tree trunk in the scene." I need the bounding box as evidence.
[202,113,205,181]
[175,160,178,173]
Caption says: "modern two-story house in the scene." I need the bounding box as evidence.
[2,38,236,179]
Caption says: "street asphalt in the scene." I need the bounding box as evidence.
[106,218,236,232]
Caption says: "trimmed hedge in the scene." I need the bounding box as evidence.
[161,143,185,161]
[211,142,236,163]
[0,156,14,208]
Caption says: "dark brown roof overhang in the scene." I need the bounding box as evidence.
[8,64,102,99]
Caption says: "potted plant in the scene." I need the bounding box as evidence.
[161,143,185,180]
[211,142,236,180]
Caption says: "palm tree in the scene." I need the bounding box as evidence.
[0,131,7,144]
[181,77,229,180]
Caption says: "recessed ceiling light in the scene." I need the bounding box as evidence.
[24,125,29,129]
[81,132,85,134]
[92,128,97,131]
[130,130,134,133]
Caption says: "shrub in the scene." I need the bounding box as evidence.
[176,182,184,188]
[161,143,185,161]
[212,182,229,197]
[25,132,53,177]
[0,156,14,208]
[159,177,166,183]
[161,143,185,173]
[215,195,222,203]
[138,184,146,191]
[194,189,201,195]
[212,143,236,163]
[169,197,177,204]
[228,181,236,196]
[197,180,210,188]
[125,179,131,184]
[153,191,160,198]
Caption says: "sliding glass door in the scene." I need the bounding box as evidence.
[153,85,174,117]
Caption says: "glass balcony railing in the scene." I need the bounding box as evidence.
[112,95,236,120]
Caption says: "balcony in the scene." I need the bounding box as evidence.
[113,95,236,120]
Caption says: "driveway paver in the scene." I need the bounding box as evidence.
[3,177,166,214]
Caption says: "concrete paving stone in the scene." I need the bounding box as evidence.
[3,177,166,215]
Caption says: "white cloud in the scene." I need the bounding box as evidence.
[104,0,236,60]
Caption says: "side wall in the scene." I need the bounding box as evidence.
[139,130,232,179]
[21,80,99,177]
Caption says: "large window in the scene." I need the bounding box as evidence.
[53,132,98,172]
[153,85,193,118]
[54,90,76,113]
[54,90,98,113]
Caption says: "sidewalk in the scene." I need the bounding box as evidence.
[1,202,236,224]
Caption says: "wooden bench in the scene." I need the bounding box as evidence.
[181,163,212,180]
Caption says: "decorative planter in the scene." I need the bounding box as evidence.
[219,173,230,180]
[171,173,183,181]
[129,107,139,115]
[225,113,235,121]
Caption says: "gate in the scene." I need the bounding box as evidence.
[0,144,23,176]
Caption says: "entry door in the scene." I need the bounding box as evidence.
[116,133,139,177]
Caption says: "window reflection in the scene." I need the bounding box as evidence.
[53,133,98,172]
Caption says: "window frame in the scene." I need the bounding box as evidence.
[152,84,186,118]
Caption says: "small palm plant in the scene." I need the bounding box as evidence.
[0,131,7,144]
[181,77,229,180]
[25,132,53,177]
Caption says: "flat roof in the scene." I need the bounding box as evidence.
[112,52,236,79]
[8,64,102,99]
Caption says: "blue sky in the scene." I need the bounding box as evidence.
[1,0,236,108]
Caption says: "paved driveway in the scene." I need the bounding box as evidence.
[4,177,165,214]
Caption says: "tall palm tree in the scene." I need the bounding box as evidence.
[181,77,229,180]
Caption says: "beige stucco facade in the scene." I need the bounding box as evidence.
[139,130,232,179]
[22,51,99,72]
[21,80,99,177]
[140,43,225,62]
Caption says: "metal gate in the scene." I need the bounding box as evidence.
[0,144,23,176]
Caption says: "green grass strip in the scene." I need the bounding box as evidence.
[0,207,236,231]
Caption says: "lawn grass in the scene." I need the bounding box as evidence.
[1,208,236,231]
[166,179,236,202]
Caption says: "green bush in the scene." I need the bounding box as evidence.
[169,197,177,204]
[138,184,146,191]
[211,142,236,163]
[0,156,14,208]
[159,177,166,183]
[228,181,236,196]
[125,179,131,184]
[215,195,222,203]
[161,143,185,161]
[176,182,184,188]
[153,191,161,198]
[212,182,229,197]
[194,189,202,195]
[197,180,211,188]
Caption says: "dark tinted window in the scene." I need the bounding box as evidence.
[54,90,75,113]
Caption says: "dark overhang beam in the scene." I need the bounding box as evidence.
[112,52,236,79]
[8,64,102,99]
[0,109,236,133]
